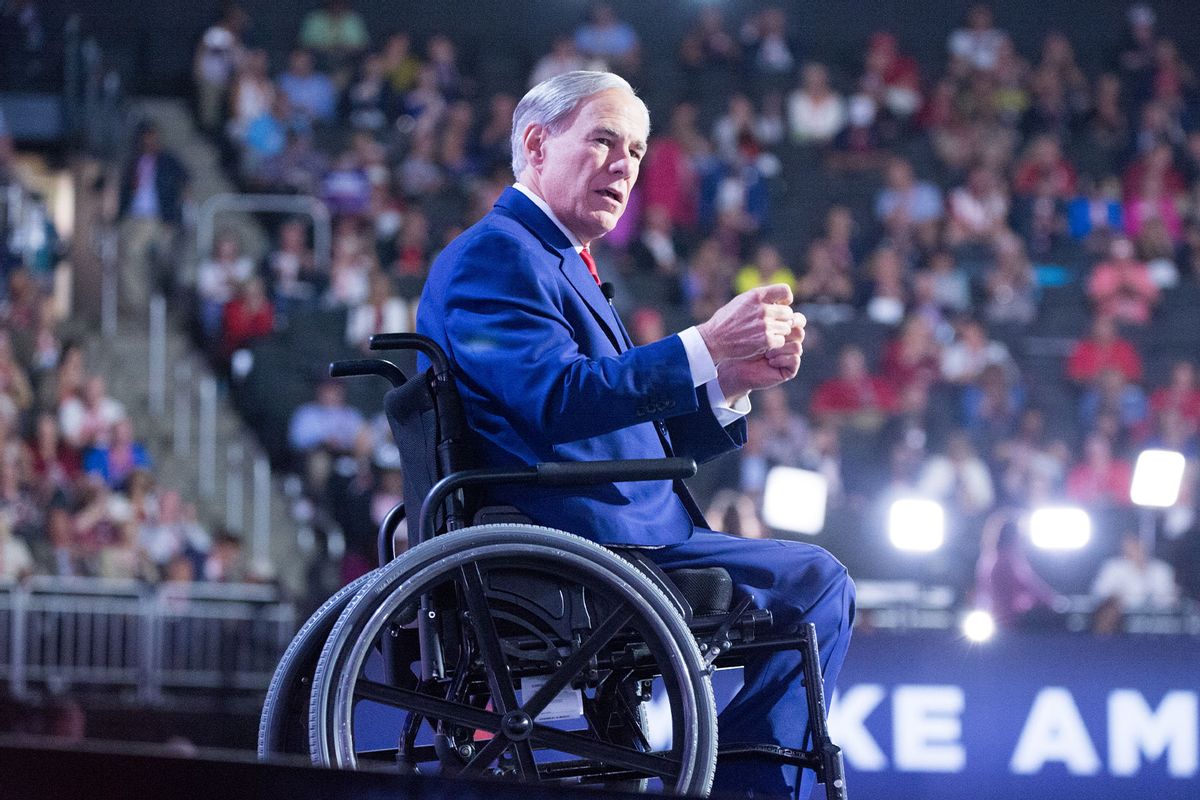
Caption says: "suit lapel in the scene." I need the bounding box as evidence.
[494,189,624,353]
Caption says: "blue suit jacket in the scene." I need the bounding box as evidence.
[415,188,747,546]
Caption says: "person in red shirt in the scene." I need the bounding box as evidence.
[1149,360,1200,427]
[1066,433,1132,506]
[1067,314,1143,384]
[220,276,275,361]
[811,344,897,431]
[879,315,941,393]
[1012,134,1077,198]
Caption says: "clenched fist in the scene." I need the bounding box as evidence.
[717,311,806,401]
[696,284,796,363]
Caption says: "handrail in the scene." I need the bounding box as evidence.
[196,193,332,270]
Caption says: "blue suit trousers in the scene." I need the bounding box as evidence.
[646,530,856,800]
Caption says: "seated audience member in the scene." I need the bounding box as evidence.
[346,270,409,349]
[1091,531,1178,632]
[1078,367,1148,437]
[974,512,1059,630]
[33,506,84,577]
[628,204,684,286]
[299,0,369,71]
[203,529,247,582]
[1066,314,1143,384]
[923,250,970,315]
[962,362,1025,450]
[1086,236,1159,325]
[196,231,255,342]
[940,317,1014,386]
[139,490,211,579]
[946,165,1009,247]
[277,48,336,123]
[1067,173,1122,248]
[267,218,322,315]
[983,232,1037,324]
[82,418,150,491]
[795,240,855,324]
[1012,133,1077,198]
[288,377,365,494]
[28,412,81,503]
[752,386,813,470]
[994,409,1070,504]
[1149,360,1200,428]
[947,3,1007,73]
[917,430,995,517]
[734,243,796,295]
[787,62,846,144]
[858,245,909,326]
[530,35,586,87]
[811,344,897,431]
[880,315,941,393]
[59,376,126,451]
[1066,433,1132,506]
[0,509,33,581]
[573,2,641,73]
[875,156,942,253]
[219,276,275,361]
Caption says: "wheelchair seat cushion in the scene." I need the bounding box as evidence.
[665,567,733,617]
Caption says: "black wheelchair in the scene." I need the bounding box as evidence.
[259,333,847,798]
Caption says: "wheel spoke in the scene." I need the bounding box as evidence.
[460,563,521,714]
[459,733,511,776]
[354,679,501,733]
[529,723,680,779]
[523,605,634,720]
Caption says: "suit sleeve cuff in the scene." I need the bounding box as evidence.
[706,379,751,427]
[678,327,717,388]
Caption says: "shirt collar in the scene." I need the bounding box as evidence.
[513,182,585,253]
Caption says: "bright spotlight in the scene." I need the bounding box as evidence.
[1130,449,1186,508]
[762,466,828,535]
[1029,506,1092,550]
[962,609,996,643]
[887,498,945,552]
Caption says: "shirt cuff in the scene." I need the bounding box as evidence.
[707,379,751,427]
[677,327,717,388]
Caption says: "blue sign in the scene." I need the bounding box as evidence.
[710,631,1200,799]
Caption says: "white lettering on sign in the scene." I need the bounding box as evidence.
[1109,690,1198,778]
[1011,687,1101,775]
[827,684,888,771]
[893,685,965,772]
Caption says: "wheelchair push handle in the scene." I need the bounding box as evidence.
[369,332,451,377]
[329,359,408,387]
[536,457,697,485]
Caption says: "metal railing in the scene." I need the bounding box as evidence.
[0,577,295,701]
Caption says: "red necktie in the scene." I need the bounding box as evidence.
[580,246,601,286]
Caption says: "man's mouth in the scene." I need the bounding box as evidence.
[597,187,624,204]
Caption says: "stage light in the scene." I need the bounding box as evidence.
[1029,506,1091,551]
[1130,449,1186,508]
[961,609,995,643]
[762,466,828,535]
[887,498,945,552]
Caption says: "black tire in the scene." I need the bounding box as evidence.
[258,570,377,759]
[308,525,717,795]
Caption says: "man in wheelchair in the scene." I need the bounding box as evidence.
[407,71,856,800]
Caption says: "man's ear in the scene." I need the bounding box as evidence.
[522,123,546,169]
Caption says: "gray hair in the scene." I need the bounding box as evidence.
[510,70,649,177]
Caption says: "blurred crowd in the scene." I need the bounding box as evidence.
[0,110,254,586]
[137,1,1200,624]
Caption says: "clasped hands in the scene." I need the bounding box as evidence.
[695,283,805,405]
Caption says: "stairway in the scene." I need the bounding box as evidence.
[85,97,310,593]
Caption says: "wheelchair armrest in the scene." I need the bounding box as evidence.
[329,358,408,387]
[418,457,698,544]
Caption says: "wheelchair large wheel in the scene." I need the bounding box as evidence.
[258,570,377,758]
[309,525,718,795]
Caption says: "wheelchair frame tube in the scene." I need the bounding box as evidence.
[416,458,698,544]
